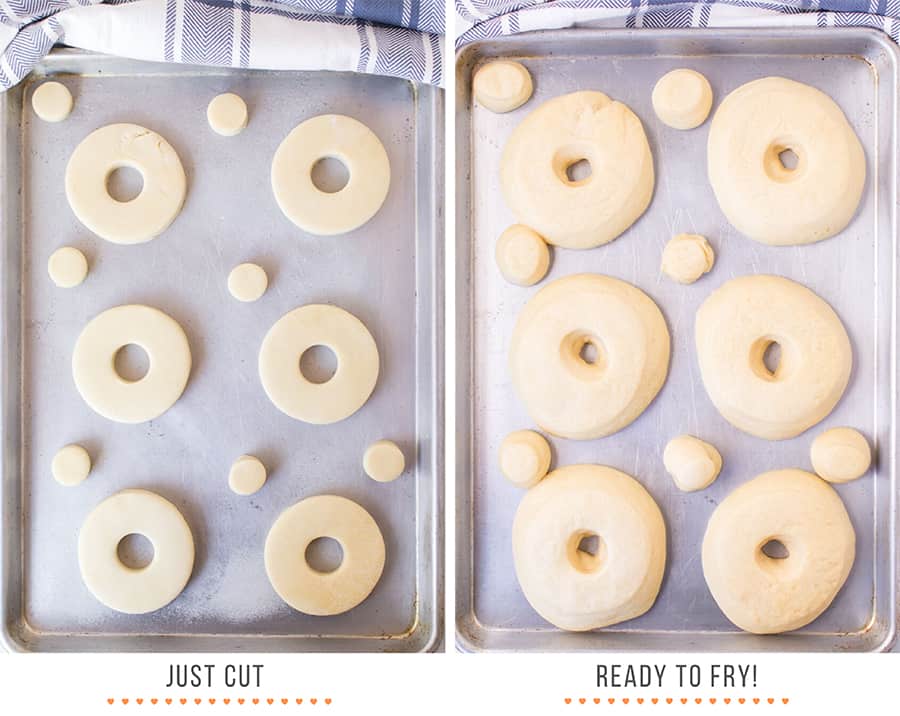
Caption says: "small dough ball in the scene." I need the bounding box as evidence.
[228,262,268,302]
[48,246,88,288]
[32,81,73,122]
[52,444,91,486]
[811,427,872,484]
[207,93,249,136]
[228,455,267,495]
[499,430,551,489]
[363,440,405,483]
[652,69,713,130]
[473,60,533,113]
[663,435,722,492]
[495,224,550,286]
[661,233,714,284]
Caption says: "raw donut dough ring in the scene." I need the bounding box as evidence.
[707,77,865,246]
[695,275,851,440]
[702,469,855,634]
[509,274,671,440]
[500,91,654,249]
[73,304,192,424]
[264,494,386,615]
[512,464,667,631]
[810,427,872,483]
[652,69,713,130]
[258,304,379,424]
[78,489,195,614]
[271,114,390,235]
[65,123,187,245]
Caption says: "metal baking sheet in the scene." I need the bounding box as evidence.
[455,27,898,652]
[0,49,443,652]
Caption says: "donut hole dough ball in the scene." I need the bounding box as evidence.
[207,92,248,136]
[228,262,268,302]
[363,440,405,483]
[500,91,654,249]
[512,464,667,631]
[52,444,92,486]
[707,77,865,246]
[499,430,551,489]
[229,455,268,495]
[810,427,872,484]
[495,224,550,286]
[31,81,73,122]
[48,246,88,288]
[695,275,851,440]
[661,233,714,284]
[663,435,722,492]
[473,60,534,113]
[702,469,855,634]
[509,274,670,440]
[652,69,713,130]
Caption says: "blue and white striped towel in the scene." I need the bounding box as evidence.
[0,0,444,92]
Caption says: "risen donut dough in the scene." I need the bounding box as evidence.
[495,224,550,286]
[228,262,268,302]
[707,77,865,246]
[810,427,871,484]
[32,81,73,122]
[207,93,248,136]
[512,464,667,631]
[229,455,267,495]
[652,69,713,130]
[702,469,855,634]
[48,246,88,288]
[695,275,851,440]
[473,60,533,113]
[661,234,714,284]
[363,440,405,483]
[52,444,91,486]
[663,435,722,492]
[499,429,551,489]
[500,91,654,249]
[509,274,670,440]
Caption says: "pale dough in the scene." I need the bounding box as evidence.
[509,274,670,440]
[271,114,390,235]
[363,440,405,483]
[65,123,187,245]
[52,444,91,487]
[499,430,551,489]
[652,69,713,130]
[78,489,195,614]
[661,233,714,284]
[695,275,851,440]
[73,304,192,424]
[207,92,248,136]
[264,494,385,616]
[228,262,268,302]
[810,427,872,484]
[31,81,73,122]
[663,435,722,492]
[512,464,667,631]
[500,91,655,249]
[228,455,267,495]
[47,246,88,288]
[707,77,865,246]
[702,469,855,634]
[473,60,533,113]
[495,224,550,286]
[259,304,379,424]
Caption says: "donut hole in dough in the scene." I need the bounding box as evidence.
[228,263,268,302]
[117,532,155,570]
[568,531,606,574]
[663,435,722,492]
[310,156,350,194]
[363,440,405,483]
[113,343,150,382]
[564,158,592,185]
[228,455,267,495]
[652,69,713,130]
[52,444,92,486]
[810,427,872,483]
[499,430,551,488]
[749,336,792,382]
[473,60,533,113]
[299,344,338,384]
[763,140,806,184]
[106,165,144,203]
[561,331,607,381]
[760,538,789,561]
[207,93,248,136]
[32,81,74,122]
[305,536,344,574]
[495,225,550,287]
[47,246,88,288]
[661,234,714,284]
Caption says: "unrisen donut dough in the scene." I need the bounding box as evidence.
[78,489,195,614]
[495,224,550,286]
[48,246,88,288]
[65,123,187,244]
[363,440,405,483]
[228,262,268,302]
[663,435,722,492]
[509,274,670,440]
[52,444,91,486]
[501,91,654,249]
[207,93,248,136]
[652,69,713,130]
[264,495,385,615]
[707,77,865,246]
[32,81,73,122]
[695,275,851,440]
[810,427,871,484]
[499,430,551,489]
[513,464,667,631]
[229,455,267,495]
[661,233,714,284]
[473,60,533,113]
[702,469,855,634]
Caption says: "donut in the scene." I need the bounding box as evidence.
[695,275,851,440]
[663,435,722,492]
[707,77,865,246]
[660,233,714,284]
[500,91,654,249]
[31,81,72,122]
[810,427,872,484]
[495,224,550,286]
[499,429,551,489]
[207,93,248,136]
[702,469,855,634]
[473,61,533,113]
[509,274,670,439]
[652,69,713,130]
[512,464,667,631]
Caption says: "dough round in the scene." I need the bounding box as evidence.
[227,262,268,302]
[509,274,670,439]
[363,440,405,483]
[73,304,192,424]
[264,495,385,615]
[707,77,865,246]
[512,464,667,631]
[495,224,550,286]
[207,92,248,136]
[500,91,654,249]
[663,435,722,492]
[78,489,195,614]
[271,114,390,235]
[228,455,267,495]
[65,123,187,245]
[259,304,379,424]
[31,81,73,122]
[695,275,851,440]
[810,427,871,484]
[499,430,551,489]
[48,246,88,288]
[702,469,855,634]
[52,444,91,486]
[473,60,533,113]
[652,69,713,130]
[661,233,714,284]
